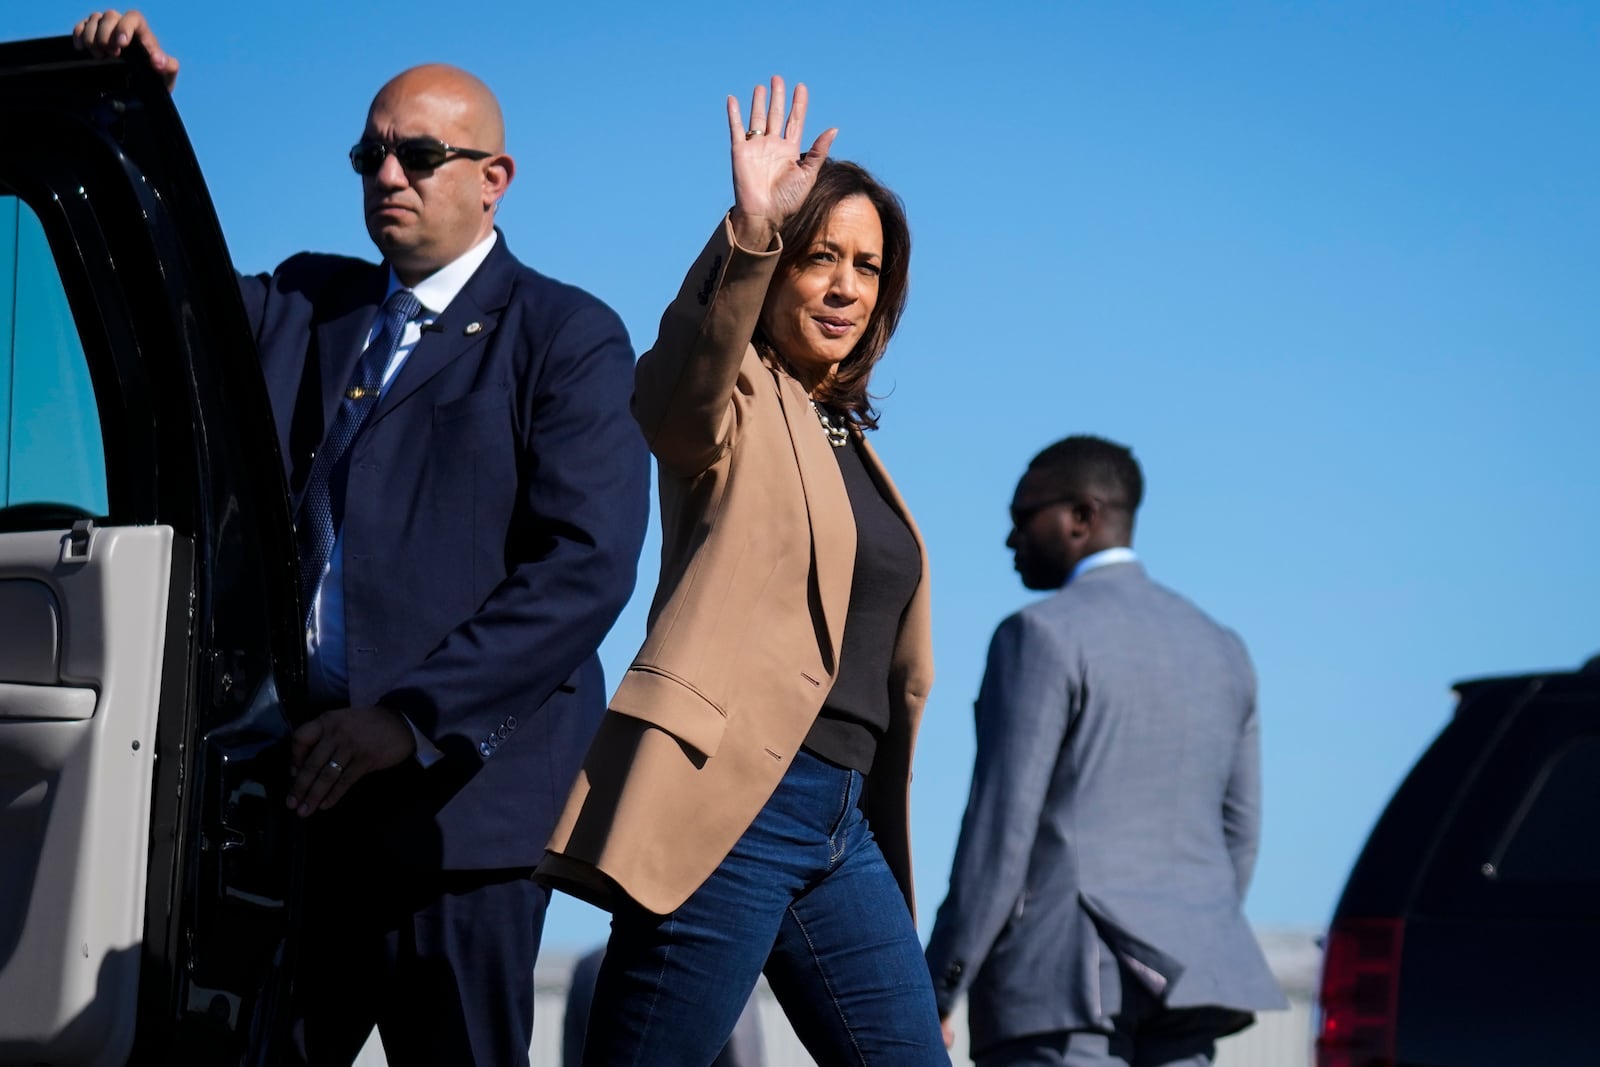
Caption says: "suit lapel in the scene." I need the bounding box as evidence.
[371,289,500,424]
[313,270,388,445]
[370,234,516,426]
[773,371,855,674]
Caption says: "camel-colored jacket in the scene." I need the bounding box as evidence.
[537,216,933,916]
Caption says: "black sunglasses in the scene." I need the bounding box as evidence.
[348,137,492,176]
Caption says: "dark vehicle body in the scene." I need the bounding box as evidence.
[0,37,306,1067]
[1316,659,1600,1067]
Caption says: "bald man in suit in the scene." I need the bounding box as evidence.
[72,14,648,1065]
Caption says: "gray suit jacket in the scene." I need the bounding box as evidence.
[924,561,1286,1056]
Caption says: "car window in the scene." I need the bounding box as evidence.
[0,194,107,515]
[1493,736,1600,884]
[1417,687,1600,916]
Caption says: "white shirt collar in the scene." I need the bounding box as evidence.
[385,230,498,316]
[1069,546,1138,584]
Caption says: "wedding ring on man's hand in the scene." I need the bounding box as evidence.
[327,759,343,773]
[745,128,765,139]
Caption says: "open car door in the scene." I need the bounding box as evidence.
[0,38,305,1067]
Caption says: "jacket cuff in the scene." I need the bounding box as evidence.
[932,958,966,1017]
[722,209,783,256]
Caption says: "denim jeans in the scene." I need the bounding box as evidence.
[584,748,948,1066]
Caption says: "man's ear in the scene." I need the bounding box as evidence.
[1068,499,1098,535]
[483,153,515,209]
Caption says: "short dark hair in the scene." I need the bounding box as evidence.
[754,158,911,430]
[1026,435,1144,513]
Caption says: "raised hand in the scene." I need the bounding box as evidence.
[725,76,837,249]
[71,9,179,92]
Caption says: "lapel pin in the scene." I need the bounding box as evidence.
[464,322,482,335]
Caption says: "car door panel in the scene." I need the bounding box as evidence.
[0,525,174,1067]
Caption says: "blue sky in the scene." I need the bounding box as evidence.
[15,1,1598,951]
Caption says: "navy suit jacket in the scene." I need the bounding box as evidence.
[238,233,649,871]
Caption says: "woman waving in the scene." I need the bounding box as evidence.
[541,76,945,1065]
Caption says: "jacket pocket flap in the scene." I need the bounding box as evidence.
[609,666,728,759]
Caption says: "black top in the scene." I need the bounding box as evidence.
[802,433,920,772]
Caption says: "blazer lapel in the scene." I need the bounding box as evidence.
[369,233,516,426]
[774,371,855,675]
[314,271,388,444]
[371,290,500,424]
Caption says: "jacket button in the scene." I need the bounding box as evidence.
[478,741,492,757]
[944,962,963,985]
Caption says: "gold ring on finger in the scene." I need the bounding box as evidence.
[327,758,343,773]
[745,128,766,140]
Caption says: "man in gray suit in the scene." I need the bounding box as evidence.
[925,436,1285,1067]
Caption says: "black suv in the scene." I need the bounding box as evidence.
[1315,657,1600,1067]
[0,38,304,1067]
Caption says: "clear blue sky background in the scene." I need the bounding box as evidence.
[14,1,1598,952]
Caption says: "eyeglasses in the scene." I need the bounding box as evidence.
[348,137,492,176]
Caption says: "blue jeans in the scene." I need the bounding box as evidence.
[584,748,948,1066]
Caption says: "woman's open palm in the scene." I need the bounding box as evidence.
[727,76,836,232]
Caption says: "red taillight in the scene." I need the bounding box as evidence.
[1315,917,1403,1067]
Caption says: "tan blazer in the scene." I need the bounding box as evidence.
[537,217,933,917]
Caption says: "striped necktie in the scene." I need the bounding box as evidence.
[296,288,422,614]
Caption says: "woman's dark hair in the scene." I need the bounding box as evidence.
[754,158,911,430]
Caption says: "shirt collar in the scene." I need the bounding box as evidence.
[384,230,498,317]
[1069,546,1138,584]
